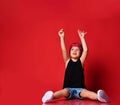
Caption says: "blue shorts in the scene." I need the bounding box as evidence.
[65,88,85,99]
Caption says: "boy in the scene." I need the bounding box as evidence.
[42,29,109,103]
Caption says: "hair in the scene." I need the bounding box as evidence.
[69,42,83,57]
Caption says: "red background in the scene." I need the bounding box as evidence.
[0,0,120,105]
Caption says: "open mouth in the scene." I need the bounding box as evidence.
[72,53,77,55]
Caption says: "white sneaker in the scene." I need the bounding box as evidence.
[97,90,109,103]
[42,91,54,103]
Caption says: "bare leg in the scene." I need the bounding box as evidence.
[80,89,97,100]
[53,89,70,99]
[42,89,69,103]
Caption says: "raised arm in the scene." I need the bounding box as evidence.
[78,29,88,65]
[58,29,69,63]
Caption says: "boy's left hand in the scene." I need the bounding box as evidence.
[78,29,87,38]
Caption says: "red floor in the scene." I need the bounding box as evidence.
[0,97,120,105]
[41,97,120,105]
[42,99,105,105]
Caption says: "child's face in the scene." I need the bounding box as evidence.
[70,46,81,59]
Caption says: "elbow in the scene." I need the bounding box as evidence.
[83,48,88,53]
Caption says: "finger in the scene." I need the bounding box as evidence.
[59,29,63,34]
[82,30,87,34]
[60,28,64,32]
[78,29,81,34]
[84,32,87,34]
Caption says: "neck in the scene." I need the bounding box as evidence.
[71,58,78,62]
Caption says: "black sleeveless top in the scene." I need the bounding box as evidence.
[63,59,86,88]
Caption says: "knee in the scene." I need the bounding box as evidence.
[80,89,88,98]
[62,89,70,97]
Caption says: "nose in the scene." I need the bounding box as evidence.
[74,49,78,52]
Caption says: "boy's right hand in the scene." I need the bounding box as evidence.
[58,29,64,37]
